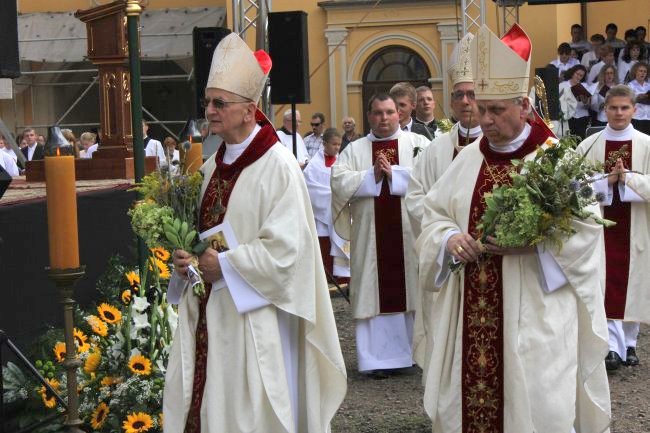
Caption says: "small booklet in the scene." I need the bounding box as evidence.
[598,85,610,98]
[570,83,591,99]
[638,91,650,105]
[187,220,239,290]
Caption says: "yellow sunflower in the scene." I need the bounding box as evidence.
[121,289,132,304]
[125,271,140,291]
[148,257,171,280]
[53,342,67,363]
[128,354,152,376]
[84,350,101,373]
[90,402,109,429]
[100,376,123,387]
[122,412,153,433]
[150,246,171,262]
[97,303,122,324]
[86,315,108,337]
[38,378,60,409]
[73,328,90,353]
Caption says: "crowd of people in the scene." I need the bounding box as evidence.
[551,23,649,138]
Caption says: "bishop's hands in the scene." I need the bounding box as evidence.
[447,233,534,263]
[173,247,223,283]
[608,158,626,185]
[374,154,393,182]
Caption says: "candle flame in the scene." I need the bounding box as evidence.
[189,135,192,144]
[56,147,60,156]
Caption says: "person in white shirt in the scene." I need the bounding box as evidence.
[163,136,181,174]
[276,108,309,167]
[0,135,17,163]
[559,64,593,138]
[618,41,645,83]
[78,131,97,159]
[588,44,617,84]
[303,112,325,159]
[628,62,650,134]
[142,120,167,168]
[581,33,605,71]
[550,43,580,79]
[591,64,619,127]
[0,136,19,176]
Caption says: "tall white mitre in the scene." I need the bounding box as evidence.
[448,32,474,86]
[206,33,272,103]
[469,24,532,100]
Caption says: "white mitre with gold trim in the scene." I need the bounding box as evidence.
[470,24,531,100]
[206,33,272,103]
[448,33,474,87]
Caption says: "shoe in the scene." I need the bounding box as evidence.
[626,347,640,366]
[362,369,389,380]
[605,351,622,371]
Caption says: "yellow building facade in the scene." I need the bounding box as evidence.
[5,0,648,138]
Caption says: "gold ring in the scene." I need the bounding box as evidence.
[456,245,464,254]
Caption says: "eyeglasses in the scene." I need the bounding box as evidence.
[310,122,322,127]
[201,97,250,110]
[451,90,476,101]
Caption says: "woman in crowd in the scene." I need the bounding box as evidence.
[628,61,650,134]
[559,64,592,138]
[60,129,78,157]
[618,41,645,83]
[0,135,20,176]
[78,132,97,159]
[591,64,619,127]
[163,136,180,174]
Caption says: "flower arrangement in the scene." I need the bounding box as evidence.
[129,160,209,296]
[2,251,177,432]
[479,135,615,249]
[436,118,454,134]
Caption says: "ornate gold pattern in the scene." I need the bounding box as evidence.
[374,148,397,164]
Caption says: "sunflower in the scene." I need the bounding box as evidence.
[148,257,171,280]
[128,354,152,376]
[90,402,109,429]
[121,289,132,304]
[38,378,60,409]
[100,376,123,387]
[84,350,101,373]
[122,412,153,433]
[97,303,122,324]
[73,328,90,353]
[150,246,170,262]
[125,271,140,291]
[53,342,67,362]
[86,315,108,337]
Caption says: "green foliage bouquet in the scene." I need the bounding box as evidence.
[478,135,615,250]
[3,252,176,432]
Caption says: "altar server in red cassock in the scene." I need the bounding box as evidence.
[417,24,610,433]
[331,93,430,373]
[164,33,346,433]
[578,84,650,371]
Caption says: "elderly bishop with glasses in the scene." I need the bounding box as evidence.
[164,33,346,433]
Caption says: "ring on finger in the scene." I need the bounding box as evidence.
[456,245,464,254]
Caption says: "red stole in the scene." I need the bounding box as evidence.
[372,139,407,313]
[461,122,550,433]
[325,154,336,167]
[185,109,279,433]
[603,139,632,319]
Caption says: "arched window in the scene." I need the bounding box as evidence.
[361,46,431,132]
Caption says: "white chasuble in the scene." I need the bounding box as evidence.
[416,133,610,433]
[163,136,347,433]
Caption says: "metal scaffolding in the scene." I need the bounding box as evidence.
[461,0,486,35]
[495,0,524,36]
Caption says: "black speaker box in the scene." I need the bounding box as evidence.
[268,11,310,104]
[0,1,20,79]
[193,27,232,117]
[535,66,560,121]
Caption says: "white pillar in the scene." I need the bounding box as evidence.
[436,22,462,119]
[325,28,349,128]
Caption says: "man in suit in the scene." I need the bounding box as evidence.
[20,128,44,161]
[389,82,434,140]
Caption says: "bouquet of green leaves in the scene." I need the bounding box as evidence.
[129,154,210,296]
[478,135,615,250]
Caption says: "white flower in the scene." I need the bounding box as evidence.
[132,295,150,313]
[166,304,178,336]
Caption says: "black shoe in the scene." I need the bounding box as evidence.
[626,347,640,366]
[605,351,622,371]
[363,369,389,380]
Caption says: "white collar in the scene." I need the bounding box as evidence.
[603,123,634,141]
[225,124,261,149]
[458,124,482,138]
[367,128,402,142]
[488,123,531,153]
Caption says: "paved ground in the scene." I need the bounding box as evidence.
[329,295,649,433]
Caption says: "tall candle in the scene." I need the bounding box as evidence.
[45,155,80,269]
[186,142,203,174]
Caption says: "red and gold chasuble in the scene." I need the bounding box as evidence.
[184,110,279,433]
[372,139,407,313]
[461,123,550,433]
[603,140,632,319]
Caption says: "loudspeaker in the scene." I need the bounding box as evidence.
[268,11,310,104]
[193,27,231,117]
[0,1,20,79]
[535,66,560,121]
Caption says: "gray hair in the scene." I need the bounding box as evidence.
[283,108,301,119]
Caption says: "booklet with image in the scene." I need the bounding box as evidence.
[187,220,239,290]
